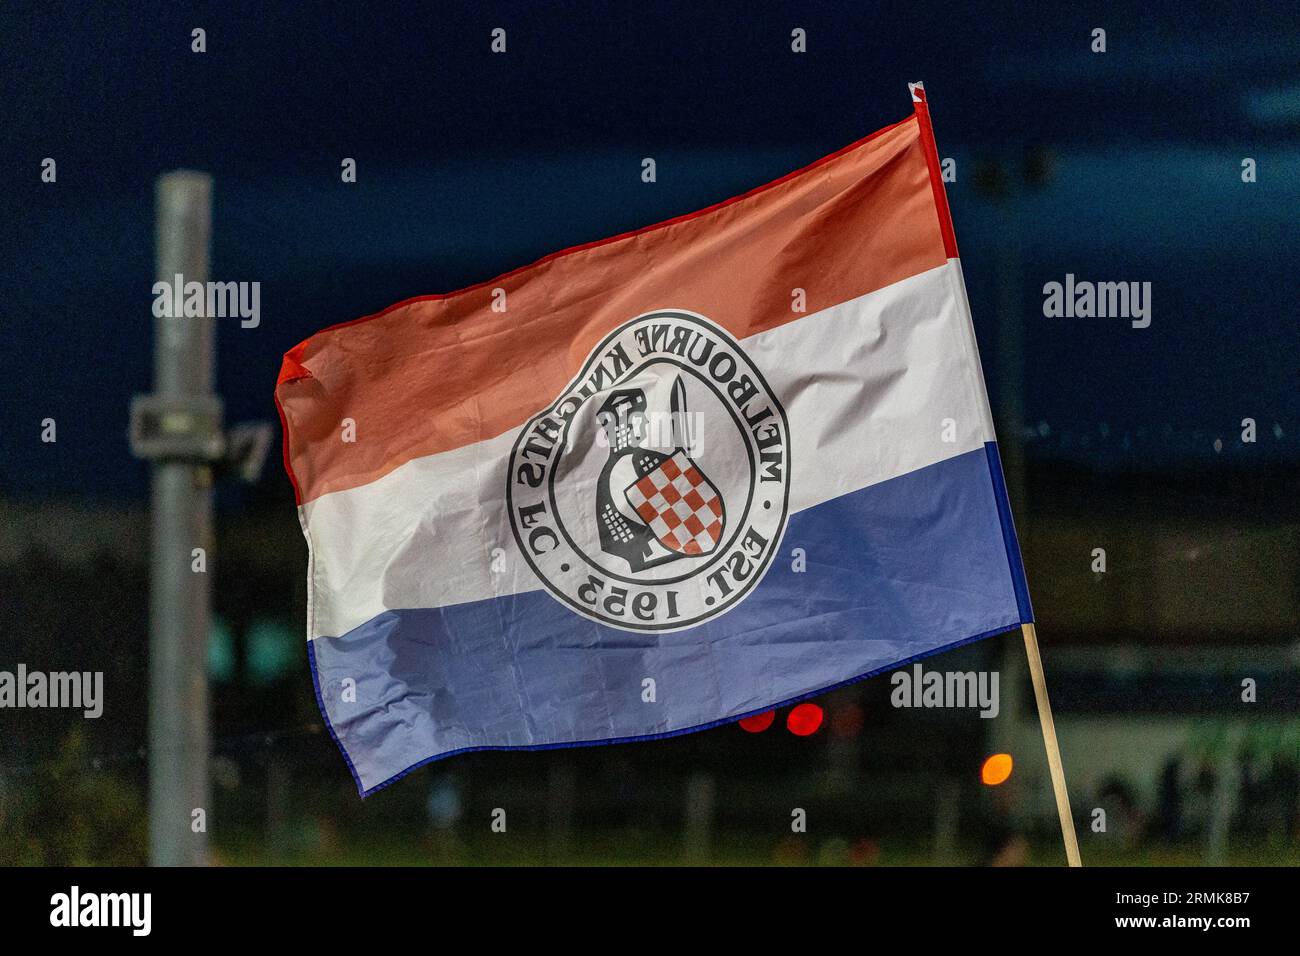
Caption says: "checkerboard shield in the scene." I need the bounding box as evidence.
[624,449,725,556]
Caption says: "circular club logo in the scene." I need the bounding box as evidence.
[507,310,791,632]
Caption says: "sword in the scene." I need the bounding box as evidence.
[670,375,692,453]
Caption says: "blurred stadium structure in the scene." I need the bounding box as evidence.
[2,3,1298,865]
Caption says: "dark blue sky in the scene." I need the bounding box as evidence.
[3,1,1297,500]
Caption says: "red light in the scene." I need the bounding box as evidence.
[786,702,824,736]
[739,710,776,733]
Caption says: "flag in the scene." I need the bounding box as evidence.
[276,83,1032,796]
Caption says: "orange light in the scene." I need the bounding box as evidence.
[786,702,824,736]
[981,753,1014,786]
[739,710,775,733]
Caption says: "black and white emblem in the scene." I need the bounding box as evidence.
[507,310,791,632]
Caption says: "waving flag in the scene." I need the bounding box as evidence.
[276,83,1032,796]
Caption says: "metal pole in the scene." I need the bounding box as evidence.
[147,171,214,866]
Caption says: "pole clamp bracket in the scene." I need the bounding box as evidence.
[129,394,225,462]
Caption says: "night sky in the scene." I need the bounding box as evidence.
[3,1,1297,501]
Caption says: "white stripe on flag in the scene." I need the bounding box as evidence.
[301,260,995,640]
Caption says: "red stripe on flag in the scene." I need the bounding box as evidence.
[278,112,947,505]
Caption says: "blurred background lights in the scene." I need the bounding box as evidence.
[738,710,775,733]
[981,753,1015,786]
[786,702,824,736]
[830,702,864,738]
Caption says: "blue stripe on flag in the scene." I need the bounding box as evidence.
[310,443,1028,795]
[983,442,1034,623]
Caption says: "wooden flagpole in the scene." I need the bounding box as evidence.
[910,81,1082,866]
[1021,623,1082,866]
